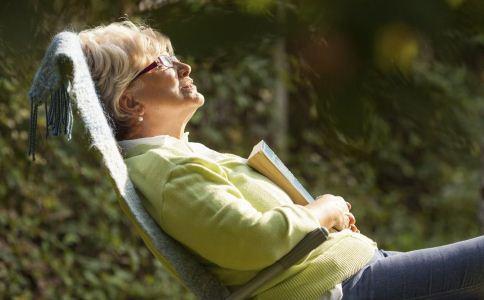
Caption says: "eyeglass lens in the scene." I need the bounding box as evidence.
[159,55,178,68]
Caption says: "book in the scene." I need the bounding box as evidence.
[247,140,314,205]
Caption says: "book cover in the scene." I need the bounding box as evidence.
[247,140,314,205]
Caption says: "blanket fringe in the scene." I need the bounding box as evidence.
[28,81,73,161]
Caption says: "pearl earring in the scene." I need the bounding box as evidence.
[138,115,144,122]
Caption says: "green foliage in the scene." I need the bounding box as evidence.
[0,0,482,299]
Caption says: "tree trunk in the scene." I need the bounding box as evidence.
[272,37,288,160]
[480,139,484,233]
[271,2,288,160]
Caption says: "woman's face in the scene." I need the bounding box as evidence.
[119,54,205,137]
[132,55,204,113]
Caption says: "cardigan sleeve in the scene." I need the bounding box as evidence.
[158,158,321,271]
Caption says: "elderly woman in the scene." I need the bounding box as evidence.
[78,21,484,300]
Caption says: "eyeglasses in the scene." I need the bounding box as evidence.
[131,54,179,83]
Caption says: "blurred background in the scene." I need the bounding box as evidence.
[0,0,483,299]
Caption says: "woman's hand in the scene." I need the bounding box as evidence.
[305,194,359,233]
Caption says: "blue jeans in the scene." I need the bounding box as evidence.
[341,235,484,299]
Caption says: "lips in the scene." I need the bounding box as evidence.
[181,79,195,91]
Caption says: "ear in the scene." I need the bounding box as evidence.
[119,90,144,116]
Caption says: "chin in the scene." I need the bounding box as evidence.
[186,91,204,106]
[180,86,204,106]
[195,92,205,106]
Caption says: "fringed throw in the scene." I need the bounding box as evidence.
[28,81,73,161]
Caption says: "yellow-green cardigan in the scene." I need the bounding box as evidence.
[120,133,377,300]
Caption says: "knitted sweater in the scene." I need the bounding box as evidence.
[120,133,378,300]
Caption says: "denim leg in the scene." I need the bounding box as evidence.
[342,235,484,300]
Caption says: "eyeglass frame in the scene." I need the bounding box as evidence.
[130,54,179,84]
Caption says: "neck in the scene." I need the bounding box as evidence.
[125,108,195,140]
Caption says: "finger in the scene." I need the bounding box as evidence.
[350,224,360,233]
[334,214,346,231]
[346,212,356,225]
[317,194,333,200]
[343,214,350,229]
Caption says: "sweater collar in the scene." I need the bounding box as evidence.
[117,131,190,157]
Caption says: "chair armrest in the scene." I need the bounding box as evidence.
[226,227,330,300]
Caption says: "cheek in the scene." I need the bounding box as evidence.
[154,71,179,93]
[137,70,180,101]
[165,70,179,88]
[165,75,179,92]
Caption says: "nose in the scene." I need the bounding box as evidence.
[175,61,191,78]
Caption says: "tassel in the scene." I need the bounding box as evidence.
[47,81,73,139]
[28,100,39,161]
[28,81,74,162]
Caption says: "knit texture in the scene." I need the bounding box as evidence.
[27,31,230,300]
[124,141,379,300]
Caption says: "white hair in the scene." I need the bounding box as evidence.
[78,20,173,139]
